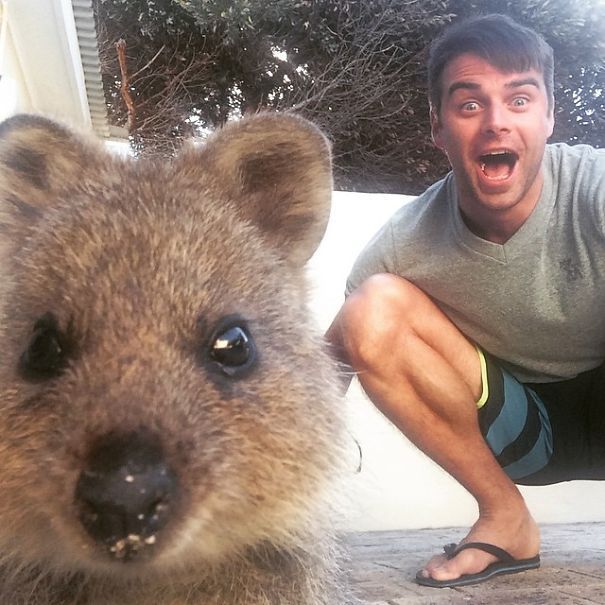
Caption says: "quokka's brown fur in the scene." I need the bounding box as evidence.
[0,113,353,604]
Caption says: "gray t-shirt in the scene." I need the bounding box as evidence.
[347,143,605,383]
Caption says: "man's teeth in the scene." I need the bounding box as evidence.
[479,153,515,181]
[481,166,510,181]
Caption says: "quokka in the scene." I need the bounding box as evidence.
[0,112,352,604]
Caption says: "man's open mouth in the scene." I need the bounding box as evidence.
[478,151,519,181]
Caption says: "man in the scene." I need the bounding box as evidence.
[326,14,605,588]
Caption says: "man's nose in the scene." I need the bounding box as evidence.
[483,103,512,135]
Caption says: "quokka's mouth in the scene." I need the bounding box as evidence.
[478,150,519,181]
[107,532,158,562]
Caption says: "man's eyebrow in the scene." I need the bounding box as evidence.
[447,76,542,98]
[505,76,541,90]
[447,81,480,97]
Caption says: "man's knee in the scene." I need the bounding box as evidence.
[339,273,423,368]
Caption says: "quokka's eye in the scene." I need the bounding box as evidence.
[208,317,257,378]
[19,313,67,381]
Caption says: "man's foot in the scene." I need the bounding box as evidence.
[415,542,540,587]
[417,507,540,585]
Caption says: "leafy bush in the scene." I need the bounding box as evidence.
[94,0,604,193]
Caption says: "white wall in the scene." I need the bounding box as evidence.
[308,190,605,531]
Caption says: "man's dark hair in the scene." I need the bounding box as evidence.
[428,14,554,115]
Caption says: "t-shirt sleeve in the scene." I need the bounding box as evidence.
[342,176,449,297]
[584,147,605,236]
[345,218,397,296]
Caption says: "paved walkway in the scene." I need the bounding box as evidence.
[347,523,605,604]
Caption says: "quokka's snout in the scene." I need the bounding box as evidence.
[74,430,179,562]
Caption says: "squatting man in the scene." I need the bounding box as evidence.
[327,13,605,588]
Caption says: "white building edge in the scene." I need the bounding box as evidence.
[0,0,121,137]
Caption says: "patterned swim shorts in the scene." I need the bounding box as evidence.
[476,349,605,485]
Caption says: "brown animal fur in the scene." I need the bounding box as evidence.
[0,113,352,604]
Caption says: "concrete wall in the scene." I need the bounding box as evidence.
[308,190,605,531]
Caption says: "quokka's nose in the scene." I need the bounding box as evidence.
[74,430,179,560]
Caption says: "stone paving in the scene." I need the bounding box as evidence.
[347,523,605,604]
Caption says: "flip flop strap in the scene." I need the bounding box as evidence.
[443,541,515,563]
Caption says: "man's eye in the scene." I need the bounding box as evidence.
[512,97,528,108]
[462,101,480,112]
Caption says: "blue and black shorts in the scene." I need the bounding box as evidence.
[476,349,605,485]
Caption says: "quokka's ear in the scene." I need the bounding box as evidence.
[182,112,333,267]
[0,114,101,226]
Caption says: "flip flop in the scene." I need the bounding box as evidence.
[415,541,540,588]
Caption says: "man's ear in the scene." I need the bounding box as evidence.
[546,99,555,139]
[430,106,444,150]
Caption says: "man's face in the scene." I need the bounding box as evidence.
[431,53,554,232]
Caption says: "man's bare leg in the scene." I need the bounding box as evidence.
[326,273,539,582]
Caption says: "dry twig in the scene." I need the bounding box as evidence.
[115,38,136,132]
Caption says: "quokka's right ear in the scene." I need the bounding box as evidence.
[0,114,101,225]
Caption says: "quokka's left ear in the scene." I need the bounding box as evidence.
[177,112,333,267]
